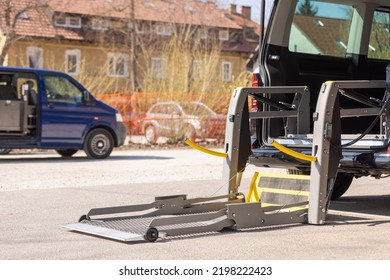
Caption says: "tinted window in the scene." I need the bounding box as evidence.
[181,103,215,116]
[289,1,353,57]
[369,10,390,60]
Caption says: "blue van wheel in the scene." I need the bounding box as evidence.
[56,149,78,157]
[84,129,114,159]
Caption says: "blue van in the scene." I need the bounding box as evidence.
[0,67,126,159]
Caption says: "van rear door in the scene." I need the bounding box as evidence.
[40,74,92,146]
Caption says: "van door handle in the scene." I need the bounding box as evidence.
[47,103,54,109]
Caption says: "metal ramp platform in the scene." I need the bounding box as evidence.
[65,175,309,242]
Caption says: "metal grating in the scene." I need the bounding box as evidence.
[81,211,225,236]
[83,216,156,235]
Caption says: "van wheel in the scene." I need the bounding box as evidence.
[84,129,114,159]
[331,174,353,200]
[56,149,78,157]
[145,125,157,144]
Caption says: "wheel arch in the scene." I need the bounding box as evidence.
[84,124,118,147]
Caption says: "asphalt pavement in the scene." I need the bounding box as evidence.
[1,148,390,260]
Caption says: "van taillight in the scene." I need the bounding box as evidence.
[251,73,261,110]
[251,99,258,111]
[252,73,260,87]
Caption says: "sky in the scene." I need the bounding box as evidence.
[218,0,349,23]
[217,0,270,23]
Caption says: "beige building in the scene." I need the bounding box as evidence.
[0,0,259,95]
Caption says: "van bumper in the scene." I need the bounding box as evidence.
[116,122,127,146]
[249,147,390,176]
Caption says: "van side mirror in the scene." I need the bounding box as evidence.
[83,91,91,103]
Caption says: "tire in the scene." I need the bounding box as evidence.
[145,227,159,242]
[145,125,158,144]
[78,215,89,222]
[0,149,11,155]
[331,173,353,200]
[56,149,78,157]
[83,129,114,159]
[287,170,353,200]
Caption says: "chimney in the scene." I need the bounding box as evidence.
[230,4,237,14]
[240,6,251,19]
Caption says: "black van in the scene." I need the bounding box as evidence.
[249,0,390,199]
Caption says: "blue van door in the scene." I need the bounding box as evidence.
[40,75,92,146]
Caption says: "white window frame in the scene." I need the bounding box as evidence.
[65,49,81,75]
[107,52,129,78]
[151,57,167,79]
[92,18,111,30]
[156,24,172,36]
[219,30,229,41]
[27,46,43,69]
[221,61,232,82]
[54,15,67,27]
[192,60,203,80]
[54,15,81,28]
[68,16,81,28]
[135,22,145,34]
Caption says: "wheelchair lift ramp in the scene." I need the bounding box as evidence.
[64,174,310,243]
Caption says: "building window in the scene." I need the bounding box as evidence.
[135,22,145,33]
[54,15,81,28]
[151,57,167,79]
[68,16,81,28]
[221,61,232,82]
[192,60,203,80]
[219,30,229,41]
[27,46,43,69]
[54,15,67,26]
[156,24,172,36]
[92,18,111,30]
[107,53,128,77]
[198,28,208,40]
[65,49,81,75]
[18,12,29,20]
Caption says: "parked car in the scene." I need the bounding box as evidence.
[0,67,126,159]
[141,101,225,143]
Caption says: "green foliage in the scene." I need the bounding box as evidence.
[297,0,318,16]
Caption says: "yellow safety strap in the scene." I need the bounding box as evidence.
[272,141,316,162]
[246,171,260,202]
[185,139,228,158]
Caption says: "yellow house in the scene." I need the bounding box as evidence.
[0,0,259,96]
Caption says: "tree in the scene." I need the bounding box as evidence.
[297,0,318,16]
[0,0,47,65]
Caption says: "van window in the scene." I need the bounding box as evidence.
[368,10,390,60]
[289,1,353,57]
[44,75,83,103]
